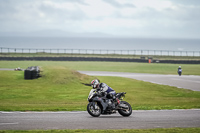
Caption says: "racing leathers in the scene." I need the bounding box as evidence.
[97,83,116,96]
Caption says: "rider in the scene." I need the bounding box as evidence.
[178,66,182,71]
[91,79,116,98]
[178,66,182,75]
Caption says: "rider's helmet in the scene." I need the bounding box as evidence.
[179,66,181,68]
[91,79,99,89]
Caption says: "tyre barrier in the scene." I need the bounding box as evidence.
[24,66,40,80]
[0,57,200,64]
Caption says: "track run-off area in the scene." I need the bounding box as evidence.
[0,70,200,130]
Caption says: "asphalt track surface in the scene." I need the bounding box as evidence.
[0,110,200,130]
[78,71,200,91]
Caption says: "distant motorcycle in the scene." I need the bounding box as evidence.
[178,69,182,76]
[14,67,22,71]
[87,89,132,117]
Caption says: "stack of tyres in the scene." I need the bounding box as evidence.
[24,66,40,80]
[24,69,32,79]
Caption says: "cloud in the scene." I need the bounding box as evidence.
[102,0,135,8]
[0,0,200,38]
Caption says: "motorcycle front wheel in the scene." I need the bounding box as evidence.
[118,101,132,117]
[87,102,101,117]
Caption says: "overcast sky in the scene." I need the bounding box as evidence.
[0,0,200,39]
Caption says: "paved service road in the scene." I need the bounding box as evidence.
[0,68,15,71]
[79,71,200,91]
[0,110,200,130]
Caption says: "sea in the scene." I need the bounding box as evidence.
[1,37,200,56]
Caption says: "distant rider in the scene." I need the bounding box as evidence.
[178,66,182,76]
[91,79,116,98]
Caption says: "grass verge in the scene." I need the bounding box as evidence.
[0,128,200,133]
[1,52,200,61]
[0,61,200,75]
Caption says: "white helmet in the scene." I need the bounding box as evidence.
[91,79,99,89]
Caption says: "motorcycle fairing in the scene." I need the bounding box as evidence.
[91,96,108,112]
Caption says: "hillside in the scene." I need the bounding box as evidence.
[0,62,200,111]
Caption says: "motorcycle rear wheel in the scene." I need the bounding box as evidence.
[87,102,101,117]
[118,101,132,117]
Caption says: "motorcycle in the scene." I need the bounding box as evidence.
[178,69,182,76]
[87,89,132,117]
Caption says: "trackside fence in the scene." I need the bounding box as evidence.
[0,47,200,57]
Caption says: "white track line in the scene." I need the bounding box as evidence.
[0,122,19,125]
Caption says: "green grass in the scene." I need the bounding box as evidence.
[0,128,200,133]
[0,66,95,111]
[0,61,200,111]
[1,52,200,61]
[1,61,200,75]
